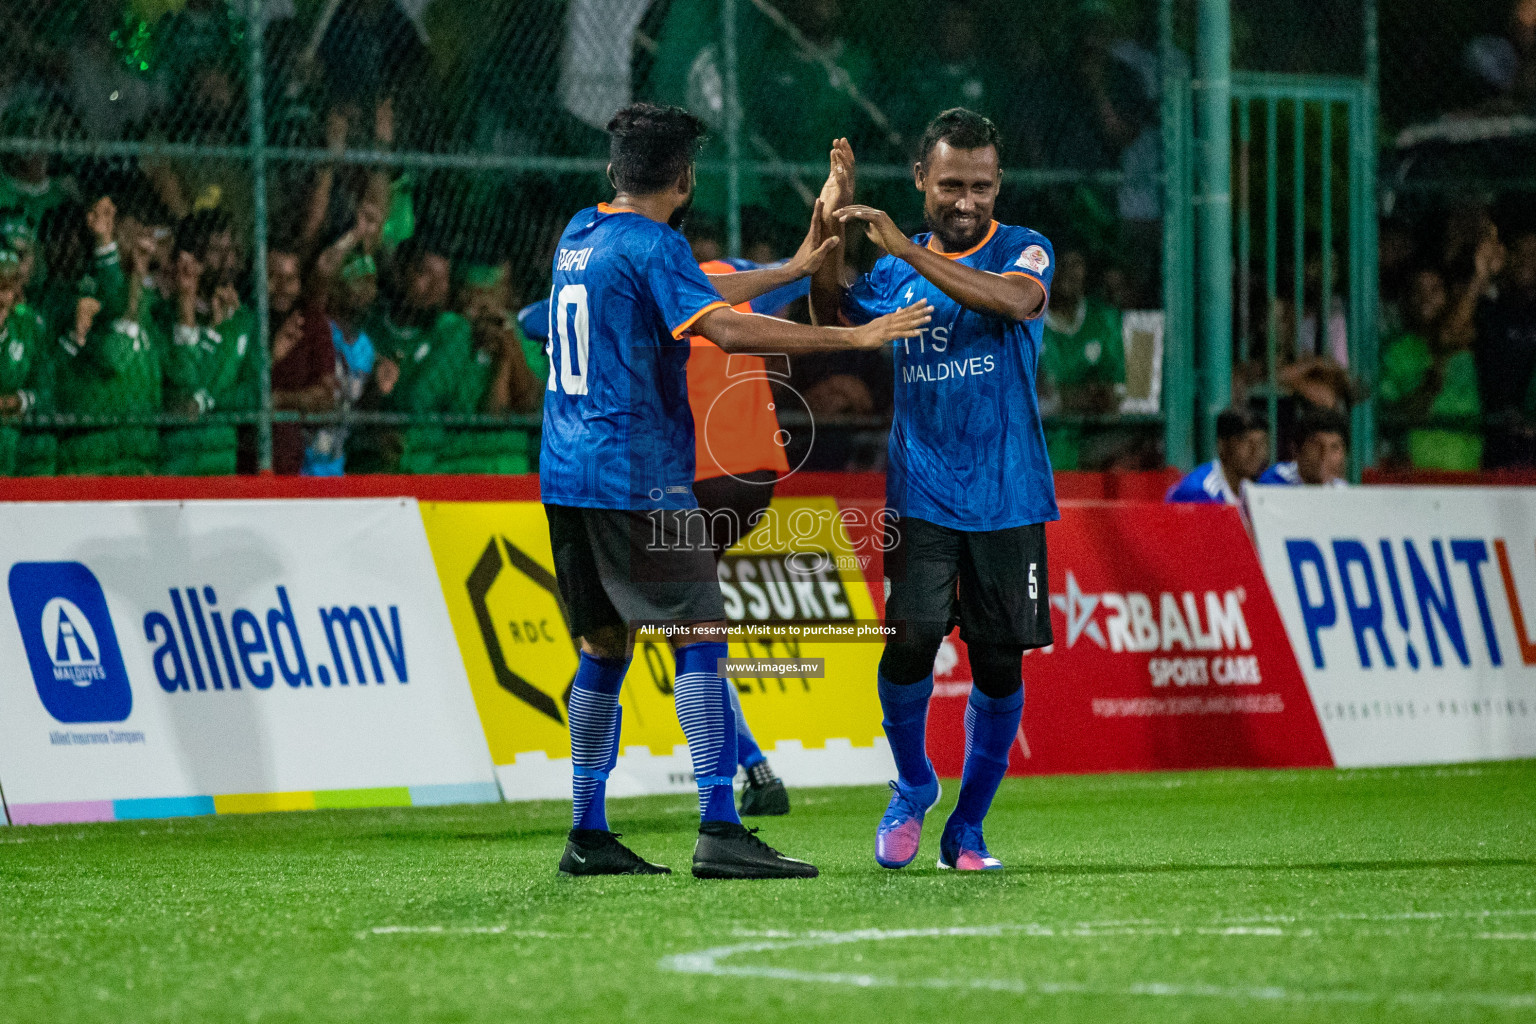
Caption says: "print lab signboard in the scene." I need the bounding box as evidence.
[929,502,1331,776]
[0,499,497,825]
[1249,486,1536,767]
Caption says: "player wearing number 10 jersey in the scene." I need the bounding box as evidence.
[540,103,931,880]
[810,109,1057,873]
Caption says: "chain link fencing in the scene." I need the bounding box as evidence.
[1372,0,1536,472]
[0,0,1179,478]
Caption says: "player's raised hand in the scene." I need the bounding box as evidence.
[128,232,156,278]
[832,138,856,206]
[787,199,841,278]
[836,204,911,257]
[818,138,856,223]
[850,299,931,349]
[273,311,305,363]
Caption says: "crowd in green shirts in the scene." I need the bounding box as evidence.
[0,189,546,478]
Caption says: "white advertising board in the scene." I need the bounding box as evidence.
[1248,486,1536,767]
[0,499,497,824]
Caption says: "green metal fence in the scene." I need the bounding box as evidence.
[16,0,1532,481]
[1230,72,1377,479]
[1163,0,1383,477]
[0,0,1182,478]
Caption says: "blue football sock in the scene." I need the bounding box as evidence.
[729,684,766,769]
[878,672,936,792]
[952,687,1023,827]
[673,641,740,824]
[568,651,629,832]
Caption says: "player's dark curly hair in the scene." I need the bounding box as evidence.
[917,107,1002,165]
[606,102,708,195]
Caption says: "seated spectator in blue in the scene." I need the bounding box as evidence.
[1166,407,1269,505]
[1257,408,1349,487]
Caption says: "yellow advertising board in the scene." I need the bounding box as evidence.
[419,498,892,799]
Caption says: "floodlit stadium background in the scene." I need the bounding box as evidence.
[1,3,1535,1022]
[0,0,1528,476]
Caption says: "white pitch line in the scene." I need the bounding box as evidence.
[657,925,1536,1010]
[734,912,1536,943]
[1231,908,1536,925]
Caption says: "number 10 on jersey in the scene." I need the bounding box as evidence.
[548,284,589,396]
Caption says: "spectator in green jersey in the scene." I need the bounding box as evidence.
[1,208,55,475]
[349,239,474,473]
[51,197,164,476]
[1379,266,1484,470]
[0,94,80,239]
[0,208,41,293]
[159,210,259,475]
[433,262,548,474]
[1039,244,1127,470]
[0,247,52,475]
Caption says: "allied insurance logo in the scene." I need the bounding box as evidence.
[8,562,133,723]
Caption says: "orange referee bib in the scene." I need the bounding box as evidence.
[689,260,791,481]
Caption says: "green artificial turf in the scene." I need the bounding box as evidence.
[2,762,1534,1023]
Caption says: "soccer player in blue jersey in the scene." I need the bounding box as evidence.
[543,103,932,879]
[521,264,808,821]
[1166,407,1270,505]
[808,109,1056,872]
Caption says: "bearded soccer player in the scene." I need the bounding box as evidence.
[810,108,1056,872]
[542,102,930,879]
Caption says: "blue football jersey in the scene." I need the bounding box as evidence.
[538,204,730,510]
[1254,461,1346,488]
[1255,461,1301,486]
[1166,460,1240,504]
[843,221,1058,531]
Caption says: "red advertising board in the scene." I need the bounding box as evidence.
[921,503,1333,775]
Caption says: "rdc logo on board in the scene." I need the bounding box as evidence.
[8,562,132,723]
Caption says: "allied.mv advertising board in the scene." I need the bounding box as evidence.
[0,499,498,824]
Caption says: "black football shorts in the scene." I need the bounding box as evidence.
[883,514,1053,648]
[545,504,727,638]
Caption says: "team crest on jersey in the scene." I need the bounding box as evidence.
[8,339,22,363]
[1016,245,1050,274]
[413,342,431,363]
